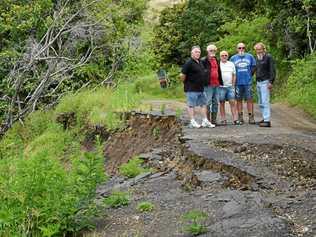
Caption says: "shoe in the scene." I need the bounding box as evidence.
[220,120,227,126]
[189,119,201,128]
[238,112,244,124]
[259,121,271,127]
[256,119,264,125]
[248,114,255,124]
[233,120,242,125]
[201,119,215,128]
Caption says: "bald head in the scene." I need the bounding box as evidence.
[237,42,246,55]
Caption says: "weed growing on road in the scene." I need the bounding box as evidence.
[182,210,208,236]
[137,202,154,212]
[103,191,130,208]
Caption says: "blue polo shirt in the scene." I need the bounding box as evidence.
[230,53,256,85]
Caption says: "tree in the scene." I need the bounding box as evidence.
[0,0,147,134]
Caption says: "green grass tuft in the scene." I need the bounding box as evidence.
[103,191,130,208]
[182,210,208,236]
[119,157,150,178]
[137,201,154,212]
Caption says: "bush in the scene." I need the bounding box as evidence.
[0,148,106,236]
[216,17,272,57]
[286,53,316,118]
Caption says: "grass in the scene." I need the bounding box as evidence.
[182,210,208,236]
[103,191,130,208]
[137,201,154,213]
[119,157,151,178]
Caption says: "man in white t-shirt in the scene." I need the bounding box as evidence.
[219,51,240,125]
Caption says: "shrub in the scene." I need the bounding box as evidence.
[137,202,154,213]
[119,157,150,178]
[286,53,316,118]
[103,191,130,208]
[0,148,106,236]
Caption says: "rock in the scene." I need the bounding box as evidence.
[233,145,247,153]
[138,152,162,161]
[215,190,246,203]
[132,172,152,184]
[194,170,222,183]
[222,200,243,218]
[207,215,290,237]
[150,172,165,179]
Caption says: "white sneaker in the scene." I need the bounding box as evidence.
[201,118,215,128]
[189,119,201,128]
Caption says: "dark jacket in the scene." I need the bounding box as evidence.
[201,56,223,87]
[255,53,276,84]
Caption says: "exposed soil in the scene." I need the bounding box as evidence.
[104,112,181,175]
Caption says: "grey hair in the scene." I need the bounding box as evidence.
[191,45,201,52]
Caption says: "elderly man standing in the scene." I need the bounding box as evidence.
[219,50,239,125]
[254,42,276,127]
[201,44,223,125]
[230,42,256,124]
[180,46,215,128]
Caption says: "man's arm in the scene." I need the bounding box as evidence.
[251,54,256,76]
[232,73,236,86]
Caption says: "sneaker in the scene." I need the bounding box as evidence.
[201,119,215,128]
[259,121,271,127]
[248,114,255,124]
[189,119,201,128]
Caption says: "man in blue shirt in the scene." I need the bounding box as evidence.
[230,42,256,124]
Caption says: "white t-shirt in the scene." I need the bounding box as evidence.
[220,61,236,87]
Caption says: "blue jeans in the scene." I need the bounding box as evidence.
[185,92,207,107]
[257,80,271,121]
[204,86,219,113]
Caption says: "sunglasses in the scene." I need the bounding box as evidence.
[238,47,245,49]
[221,55,228,57]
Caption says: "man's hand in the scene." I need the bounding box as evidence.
[180,73,186,82]
[268,82,273,90]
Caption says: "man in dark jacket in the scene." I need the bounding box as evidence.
[254,42,276,127]
[201,44,223,124]
[180,46,215,128]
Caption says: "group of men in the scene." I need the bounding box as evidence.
[180,42,276,128]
